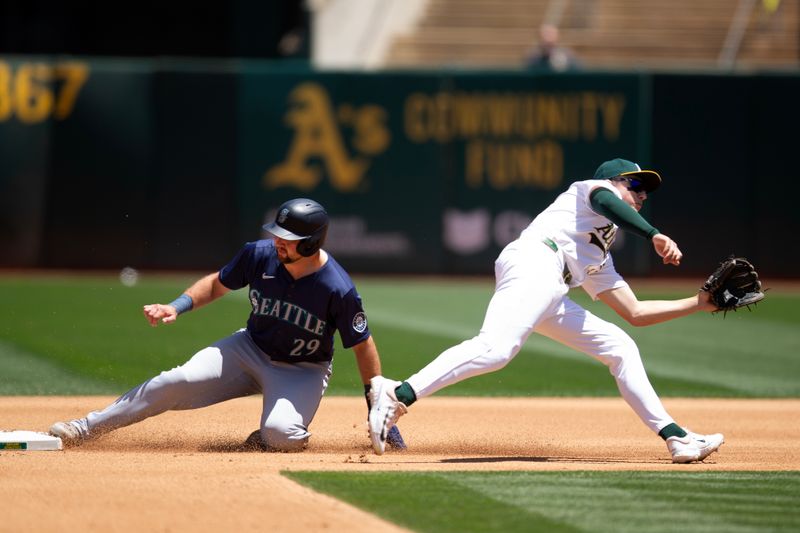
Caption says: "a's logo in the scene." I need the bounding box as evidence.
[352,312,368,333]
[588,223,617,255]
[261,273,276,280]
[264,83,391,192]
[277,208,289,224]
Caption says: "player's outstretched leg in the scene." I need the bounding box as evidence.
[49,419,90,447]
[534,301,726,463]
[50,335,259,448]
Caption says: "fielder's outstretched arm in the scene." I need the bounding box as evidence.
[143,271,230,326]
[599,285,716,327]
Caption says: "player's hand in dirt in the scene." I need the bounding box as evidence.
[652,233,682,266]
[143,304,178,326]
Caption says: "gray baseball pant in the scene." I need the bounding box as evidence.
[84,329,331,451]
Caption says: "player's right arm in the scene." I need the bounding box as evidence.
[598,284,716,327]
[590,187,682,266]
[143,271,230,326]
[650,233,682,266]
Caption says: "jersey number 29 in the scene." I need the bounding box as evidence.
[290,338,320,356]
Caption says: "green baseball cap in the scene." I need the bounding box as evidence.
[593,158,662,192]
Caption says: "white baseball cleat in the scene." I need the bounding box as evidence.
[49,419,89,447]
[667,431,724,463]
[368,376,407,455]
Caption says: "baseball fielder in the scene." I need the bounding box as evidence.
[369,158,723,463]
[50,198,405,451]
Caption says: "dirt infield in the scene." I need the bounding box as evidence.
[2,397,798,532]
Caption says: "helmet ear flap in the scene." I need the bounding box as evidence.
[296,224,328,257]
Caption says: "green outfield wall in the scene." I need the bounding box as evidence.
[0,58,796,277]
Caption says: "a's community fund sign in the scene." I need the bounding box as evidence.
[238,71,645,273]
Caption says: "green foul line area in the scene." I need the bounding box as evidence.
[283,470,800,533]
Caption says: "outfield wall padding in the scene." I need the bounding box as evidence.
[0,58,795,277]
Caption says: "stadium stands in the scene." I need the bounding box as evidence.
[385,0,798,70]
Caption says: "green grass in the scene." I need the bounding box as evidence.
[0,274,242,393]
[284,471,800,533]
[0,274,798,396]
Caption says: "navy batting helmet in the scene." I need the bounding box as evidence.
[263,198,329,257]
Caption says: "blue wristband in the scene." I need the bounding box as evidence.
[169,294,193,315]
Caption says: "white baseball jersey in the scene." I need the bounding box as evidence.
[520,179,629,299]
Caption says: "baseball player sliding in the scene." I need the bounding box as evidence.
[50,198,405,451]
[369,158,723,463]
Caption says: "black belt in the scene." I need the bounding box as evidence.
[542,238,573,284]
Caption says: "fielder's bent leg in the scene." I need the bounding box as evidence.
[534,298,675,433]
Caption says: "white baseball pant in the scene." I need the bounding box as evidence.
[406,239,676,433]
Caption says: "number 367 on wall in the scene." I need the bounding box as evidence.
[0,61,89,124]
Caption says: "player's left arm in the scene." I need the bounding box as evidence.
[351,335,381,384]
[599,284,716,327]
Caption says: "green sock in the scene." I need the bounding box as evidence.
[394,382,417,406]
[658,423,688,440]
